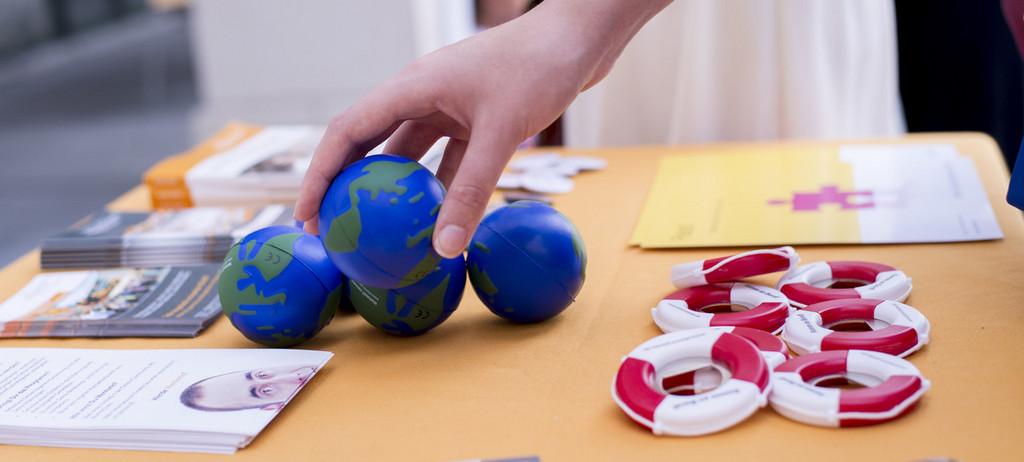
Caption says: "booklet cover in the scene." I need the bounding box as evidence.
[0,266,222,338]
[0,348,332,454]
[630,144,1004,248]
[41,206,291,269]
[183,126,322,207]
[143,123,264,209]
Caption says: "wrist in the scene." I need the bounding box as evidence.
[528,0,672,86]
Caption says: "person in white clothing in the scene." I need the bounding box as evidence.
[566,0,904,147]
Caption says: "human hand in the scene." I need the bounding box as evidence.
[294,0,671,258]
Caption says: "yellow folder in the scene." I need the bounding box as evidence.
[629,144,1000,248]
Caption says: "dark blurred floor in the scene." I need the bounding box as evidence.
[0,10,196,266]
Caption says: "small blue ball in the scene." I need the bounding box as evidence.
[467,201,587,323]
[318,154,445,289]
[348,255,466,336]
[218,225,345,347]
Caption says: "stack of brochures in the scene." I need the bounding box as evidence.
[144,123,445,209]
[0,348,332,453]
[0,266,222,337]
[183,125,323,207]
[40,206,291,269]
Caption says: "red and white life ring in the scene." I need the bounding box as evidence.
[652,283,793,334]
[661,327,790,396]
[781,299,930,357]
[612,329,771,436]
[777,261,912,308]
[769,350,930,427]
[671,246,799,288]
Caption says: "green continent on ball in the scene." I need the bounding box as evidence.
[218,226,343,347]
[349,278,448,333]
[219,233,299,319]
[467,260,514,314]
[319,155,446,289]
[569,220,587,279]
[320,283,344,325]
[348,255,466,336]
[323,159,423,253]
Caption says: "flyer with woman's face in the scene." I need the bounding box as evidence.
[0,348,332,440]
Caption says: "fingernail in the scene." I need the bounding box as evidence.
[436,225,467,258]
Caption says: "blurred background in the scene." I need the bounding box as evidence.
[0,0,1021,266]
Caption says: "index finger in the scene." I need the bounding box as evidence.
[294,77,439,224]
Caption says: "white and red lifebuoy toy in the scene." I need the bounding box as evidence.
[671,246,799,288]
[661,327,790,395]
[781,299,930,357]
[769,350,930,427]
[777,261,912,308]
[652,283,792,334]
[612,329,771,436]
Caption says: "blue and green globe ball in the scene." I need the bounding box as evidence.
[217,225,344,347]
[319,154,445,289]
[468,201,587,323]
[348,254,466,336]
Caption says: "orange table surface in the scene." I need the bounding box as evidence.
[1,133,1022,462]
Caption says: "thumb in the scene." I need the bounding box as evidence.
[433,127,518,258]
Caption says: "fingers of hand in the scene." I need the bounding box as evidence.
[384,120,443,161]
[303,216,320,236]
[433,126,518,258]
[294,75,438,221]
[435,138,468,188]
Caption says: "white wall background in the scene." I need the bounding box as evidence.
[189,0,474,138]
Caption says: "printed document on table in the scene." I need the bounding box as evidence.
[0,348,331,449]
[629,144,1003,248]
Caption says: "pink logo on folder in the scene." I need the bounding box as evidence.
[768,185,875,212]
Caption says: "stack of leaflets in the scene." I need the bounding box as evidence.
[144,123,445,209]
[144,123,263,209]
[0,266,222,337]
[41,206,291,269]
[0,348,332,453]
[184,125,323,207]
[183,125,447,207]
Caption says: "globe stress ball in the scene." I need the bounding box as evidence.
[218,225,344,347]
[348,254,467,336]
[319,154,445,289]
[468,201,587,323]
